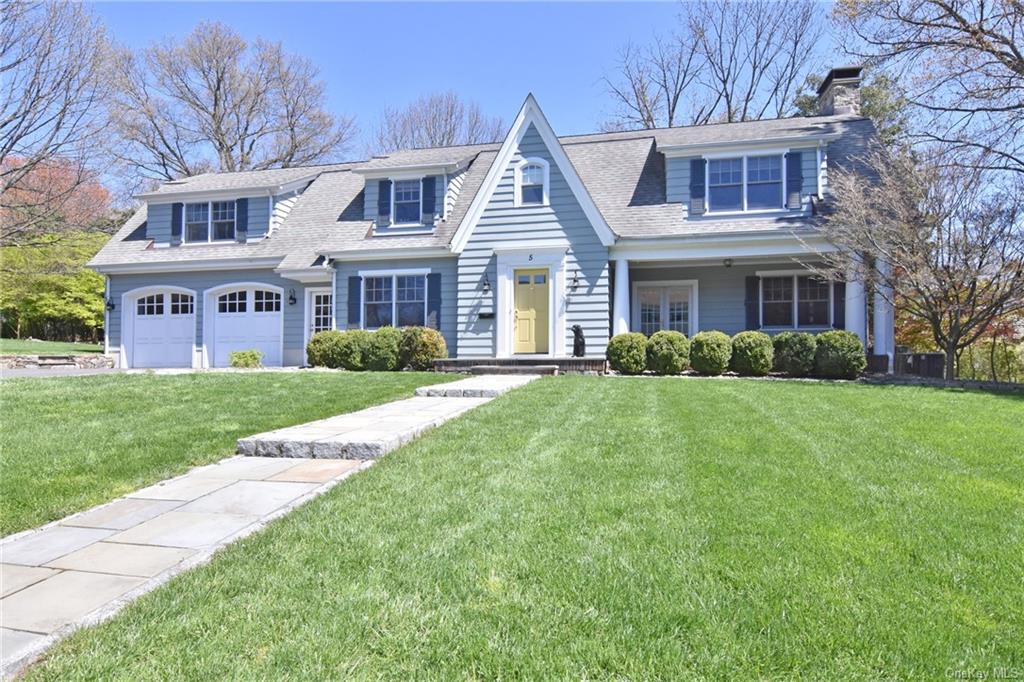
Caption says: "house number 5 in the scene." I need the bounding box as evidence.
[528,254,533,261]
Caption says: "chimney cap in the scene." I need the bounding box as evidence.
[817,65,864,96]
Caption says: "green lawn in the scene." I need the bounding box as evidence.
[0,372,454,535]
[24,377,1023,679]
[0,338,103,355]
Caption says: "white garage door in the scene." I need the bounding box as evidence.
[212,288,283,367]
[132,292,195,368]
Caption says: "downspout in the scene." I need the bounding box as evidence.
[103,275,110,355]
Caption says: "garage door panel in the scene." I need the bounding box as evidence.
[130,292,195,368]
[212,288,282,367]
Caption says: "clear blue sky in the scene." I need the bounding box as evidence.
[91,1,683,157]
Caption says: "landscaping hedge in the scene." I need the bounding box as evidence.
[399,326,448,370]
[365,326,401,372]
[646,330,689,375]
[814,329,867,379]
[773,331,817,377]
[607,332,648,375]
[228,349,263,369]
[690,331,732,375]
[306,330,346,369]
[731,331,773,376]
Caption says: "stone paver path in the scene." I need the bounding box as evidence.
[1,374,539,677]
[0,456,364,677]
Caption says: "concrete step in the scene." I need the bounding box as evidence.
[237,396,492,459]
[414,374,539,397]
[468,365,558,376]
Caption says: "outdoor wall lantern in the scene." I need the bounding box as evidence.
[105,298,115,311]
[569,270,580,294]
[482,273,492,295]
[723,258,734,268]
[288,289,297,305]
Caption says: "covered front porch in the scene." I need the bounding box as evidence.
[608,233,895,366]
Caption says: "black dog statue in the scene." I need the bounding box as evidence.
[571,324,586,357]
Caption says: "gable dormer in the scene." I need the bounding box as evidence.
[354,160,468,236]
[135,170,320,247]
[662,137,835,219]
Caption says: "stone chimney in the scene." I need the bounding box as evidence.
[817,65,863,116]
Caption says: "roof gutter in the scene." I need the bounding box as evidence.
[659,133,842,157]
[133,175,319,202]
[320,247,454,262]
[90,256,283,275]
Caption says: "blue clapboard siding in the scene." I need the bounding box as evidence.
[145,198,272,245]
[106,269,310,366]
[362,176,445,222]
[457,123,610,358]
[332,257,459,354]
[631,262,825,335]
[665,146,823,209]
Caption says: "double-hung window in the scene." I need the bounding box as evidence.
[393,180,421,224]
[514,158,549,207]
[707,155,784,212]
[184,201,236,242]
[363,274,427,328]
[760,274,832,329]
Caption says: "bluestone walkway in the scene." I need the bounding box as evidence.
[0,374,538,678]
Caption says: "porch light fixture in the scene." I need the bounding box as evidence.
[482,273,492,295]
[105,298,115,311]
[288,289,297,305]
[723,258,734,268]
[569,270,580,294]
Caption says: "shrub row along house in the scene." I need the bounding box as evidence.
[89,66,894,370]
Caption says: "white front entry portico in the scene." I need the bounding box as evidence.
[494,245,567,358]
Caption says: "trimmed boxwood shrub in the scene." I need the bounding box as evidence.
[365,326,401,371]
[399,326,448,370]
[306,330,346,368]
[773,331,817,377]
[690,331,732,375]
[646,330,690,375]
[814,329,867,379]
[229,349,263,369]
[607,332,648,375]
[731,331,773,376]
[336,329,373,371]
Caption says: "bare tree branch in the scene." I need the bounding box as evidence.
[370,91,504,155]
[110,22,356,182]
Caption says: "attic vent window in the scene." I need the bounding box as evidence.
[514,158,549,207]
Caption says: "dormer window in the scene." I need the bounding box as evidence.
[514,158,549,207]
[183,200,235,242]
[393,179,421,225]
[707,155,784,213]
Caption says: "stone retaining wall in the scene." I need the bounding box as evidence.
[863,373,1024,394]
[0,354,114,370]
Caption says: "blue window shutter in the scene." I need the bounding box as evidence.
[833,281,846,329]
[426,272,442,329]
[347,276,362,327]
[235,197,248,243]
[421,176,436,223]
[689,158,706,215]
[745,276,760,330]
[377,179,391,226]
[170,202,183,245]
[786,152,803,209]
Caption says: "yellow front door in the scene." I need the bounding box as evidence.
[514,268,549,354]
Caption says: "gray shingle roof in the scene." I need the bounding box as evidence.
[138,164,354,198]
[92,113,876,269]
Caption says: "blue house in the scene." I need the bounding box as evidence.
[90,66,894,370]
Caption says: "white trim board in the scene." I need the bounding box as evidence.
[449,94,616,254]
[495,249,567,358]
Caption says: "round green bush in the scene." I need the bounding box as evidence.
[646,330,690,375]
[306,330,346,368]
[731,331,774,376]
[336,329,373,371]
[607,332,648,375]
[814,329,867,379]
[690,331,732,375]
[398,326,448,370]
[364,326,401,371]
[773,331,817,377]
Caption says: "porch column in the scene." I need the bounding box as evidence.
[873,260,895,370]
[845,266,867,345]
[612,258,630,335]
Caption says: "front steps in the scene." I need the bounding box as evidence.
[434,357,606,374]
